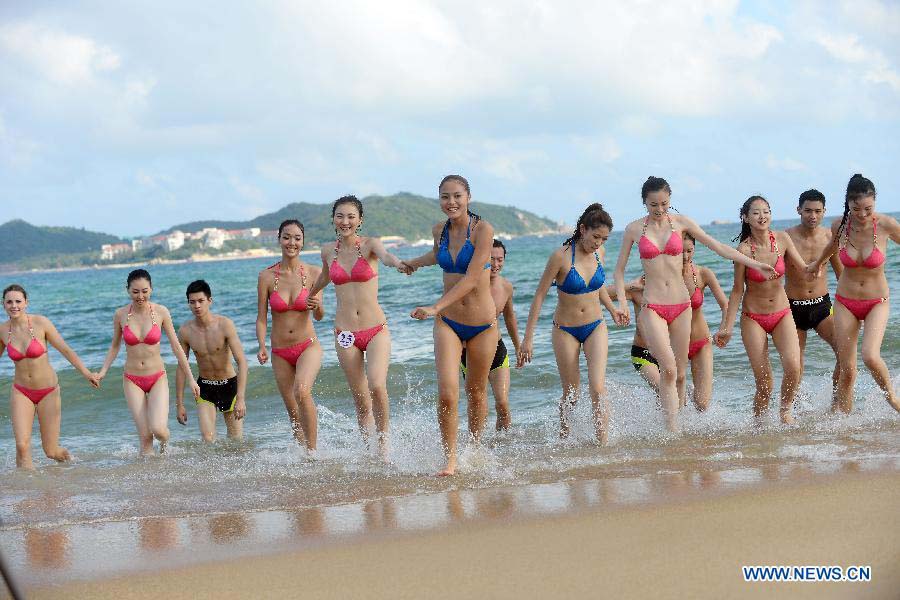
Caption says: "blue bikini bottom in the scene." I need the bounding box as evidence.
[554,319,603,344]
[441,315,494,342]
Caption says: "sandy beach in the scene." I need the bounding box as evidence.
[20,470,899,600]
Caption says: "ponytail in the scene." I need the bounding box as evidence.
[563,203,613,247]
[732,196,769,243]
[839,174,876,237]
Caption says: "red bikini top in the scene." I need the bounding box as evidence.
[269,262,310,312]
[123,304,161,346]
[6,316,46,362]
[689,264,704,310]
[745,232,785,283]
[329,237,376,285]
[839,219,885,269]
[638,215,682,259]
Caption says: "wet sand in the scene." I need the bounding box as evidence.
[23,470,900,600]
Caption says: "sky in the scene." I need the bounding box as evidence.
[1,0,899,237]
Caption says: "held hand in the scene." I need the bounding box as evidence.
[257,347,269,365]
[612,309,630,327]
[755,261,778,279]
[804,261,822,276]
[306,295,321,310]
[514,347,525,368]
[713,329,731,348]
[177,404,187,426]
[398,261,417,275]
[411,305,437,320]
[235,398,246,420]
[190,381,201,401]
[86,372,101,389]
[520,340,534,365]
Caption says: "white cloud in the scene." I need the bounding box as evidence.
[572,135,621,164]
[0,23,120,85]
[765,155,806,172]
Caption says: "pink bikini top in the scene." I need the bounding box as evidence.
[329,237,377,285]
[269,262,310,312]
[638,215,682,259]
[745,232,785,283]
[7,316,46,362]
[123,305,161,346]
[839,220,885,269]
[689,264,704,310]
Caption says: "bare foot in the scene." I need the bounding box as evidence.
[158,440,168,455]
[436,456,457,477]
[377,438,391,463]
[888,398,900,413]
[48,447,71,462]
[780,409,796,425]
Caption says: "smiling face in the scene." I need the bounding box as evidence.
[579,225,610,253]
[643,190,671,218]
[682,236,695,264]
[3,290,27,319]
[439,179,470,219]
[744,199,772,232]
[279,223,304,256]
[848,195,876,226]
[187,291,211,318]
[490,246,505,277]
[128,277,152,305]
[333,202,362,239]
[797,200,825,229]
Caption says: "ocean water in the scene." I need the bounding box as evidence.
[2,218,900,538]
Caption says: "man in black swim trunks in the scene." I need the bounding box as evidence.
[176,280,249,441]
[784,189,842,397]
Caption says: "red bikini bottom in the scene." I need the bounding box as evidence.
[124,371,166,394]
[688,337,710,360]
[272,338,315,366]
[13,383,57,405]
[336,323,386,352]
[835,294,887,321]
[743,308,791,334]
[645,302,691,325]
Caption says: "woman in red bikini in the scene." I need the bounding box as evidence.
[402,175,497,476]
[2,284,98,468]
[681,233,728,412]
[807,174,900,414]
[714,196,806,424]
[613,177,774,432]
[256,219,326,454]
[97,269,199,455]
[306,196,405,459]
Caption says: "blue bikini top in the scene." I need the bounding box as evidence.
[554,245,605,294]
[437,213,490,274]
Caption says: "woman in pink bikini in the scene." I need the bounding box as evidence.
[2,284,99,468]
[681,233,728,411]
[98,269,199,455]
[714,196,806,423]
[613,177,774,431]
[307,196,405,459]
[256,219,326,454]
[807,174,900,414]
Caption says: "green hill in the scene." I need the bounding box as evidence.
[160,193,560,244]
[0,219,121,264]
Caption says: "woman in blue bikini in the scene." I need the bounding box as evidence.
[404,175,497,476]
[521,204,626,443]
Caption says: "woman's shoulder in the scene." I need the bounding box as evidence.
[152,303,172,317]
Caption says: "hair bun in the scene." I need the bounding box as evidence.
[852,173,863,178]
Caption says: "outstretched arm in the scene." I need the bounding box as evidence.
[307,247,332,299]
[98,310,124,381]
[714,261,745,347]
[702,267,729,313]
[161,306,200,400]
[175,328,191,425]
[369,237,404,269]
[502,282,522,358]
[681,216,776,275]
[521,252,562,364]
[255,272,270,365]
[402,224,441,273]
[43,317,99,387]
[613,225,636,324]
[807,218,841,273]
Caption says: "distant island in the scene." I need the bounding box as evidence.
[0,193,564,273]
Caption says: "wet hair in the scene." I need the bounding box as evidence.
[278,219,305,238]
[3,284,27,301]
[439,174,471,195]
[186,280,212,299]
[838,174,877,237]
[492,238,507,257]
[127,268,152,288]
[331,195,364,219]
[733,195,770,243]
[682,231,696,245]
[798,189,825,208]
[564,203,613,247]
[641,176,672,200]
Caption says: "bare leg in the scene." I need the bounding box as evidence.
[813,314,840,403]
[223,410,243,439]
[461,325,498,446]
[363,328,392,458]
[639,309,689,431]
[124,377,156,455]
[638,364,661,394]
[770,316,802,424]
[582,322,609,444]
[197,401,218,442]
[293,343,323,452]
[433,319,464,476]
[796,328,808,383]
[832,302,861,414]
[488,367,511,431]
[551,326,582,438]
[272,350,321,452]
[35,387,69,462]
[857,302,899,412]
[145,376,171,453]
[335,341,375,445]
[740,316,774,418]
[11,389,37,469]
[690,341,713,412]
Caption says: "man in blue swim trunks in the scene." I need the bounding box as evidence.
[176,280,249,441]
[461,240,521,430]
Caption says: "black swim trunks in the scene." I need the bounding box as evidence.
[631,344,659,372]
[197,376,238,412]
[461,338,509,375]
[789,294,833,331]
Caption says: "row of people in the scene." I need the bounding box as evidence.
[3,174,897,475]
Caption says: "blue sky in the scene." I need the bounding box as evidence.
[1,1,898,236]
